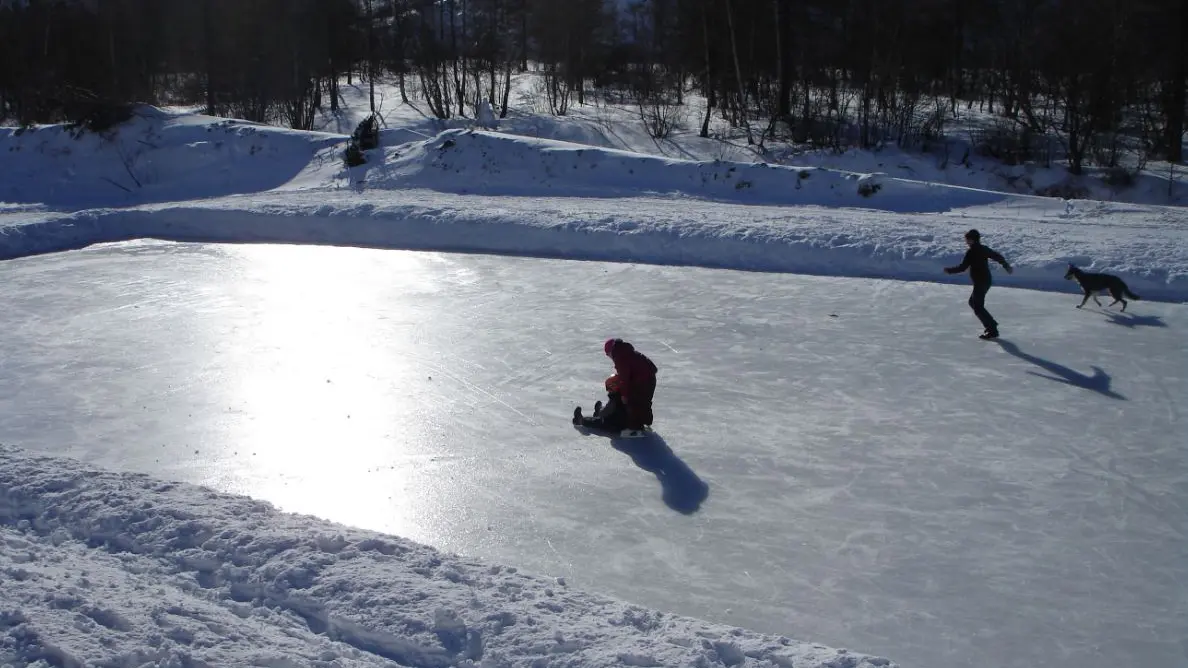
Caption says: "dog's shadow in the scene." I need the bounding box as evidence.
[1097,310,1167,329]
[994,339,1126,400]
[575,427,710,514]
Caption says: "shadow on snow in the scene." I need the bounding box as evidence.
[574,427,710,515]
[1098,310,1167,329]
[994,339,1126,400]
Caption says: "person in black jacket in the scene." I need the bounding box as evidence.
[945,229,1013,339]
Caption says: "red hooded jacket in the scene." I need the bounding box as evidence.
[606,340,657,400]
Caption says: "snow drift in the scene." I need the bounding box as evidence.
[0,108,1001,212]
[0,107,341,208]
[355,129,1009,213]
[0,445,895,668]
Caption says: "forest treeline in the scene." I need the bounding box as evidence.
[1,0,1183,173]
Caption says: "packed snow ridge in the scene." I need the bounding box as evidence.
[1,106,1187,301]
[0,445,894,668]
[361,129,996,212]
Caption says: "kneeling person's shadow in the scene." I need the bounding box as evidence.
[576,427,710,514]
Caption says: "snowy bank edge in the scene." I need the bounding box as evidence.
[1,203,1186,303]
[0,444,897,668]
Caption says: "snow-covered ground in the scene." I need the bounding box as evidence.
[1,72,1186,668]
[303,75,1188,208]
[2,106,1187,301]
[4,442,884,668]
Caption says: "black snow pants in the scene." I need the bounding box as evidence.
[581,392,629,432]
[968,281,998,333]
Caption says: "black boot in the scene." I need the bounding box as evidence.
[572,406,583,425]
[593,400,603,416]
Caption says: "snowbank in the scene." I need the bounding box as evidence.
[0,108,1015,214]
[765,142,1188,209]
[356,129,1009,213]
[0,445,896,668]
[2,190,1186,303]
[2,113,1187,302]
[312,76,1188,207]
[0,106,341,208]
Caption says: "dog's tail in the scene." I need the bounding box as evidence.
[1123,284,1141,300]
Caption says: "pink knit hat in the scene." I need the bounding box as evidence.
[604,338,618,357]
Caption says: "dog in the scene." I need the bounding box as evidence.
[1064,264,1140,311]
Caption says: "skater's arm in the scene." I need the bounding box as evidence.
[944,249,973,274]
[985,247,1013,273]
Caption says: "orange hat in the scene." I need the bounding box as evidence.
[605,375,623,393]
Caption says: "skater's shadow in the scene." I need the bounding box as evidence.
[1101,311,1166,329]
[578,427,709,514]
[612,434,710,515]
[994,340,1126,400]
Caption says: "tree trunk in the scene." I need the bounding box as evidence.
[725,0,754,143]
[328,14,339,113]
[1167,0,1186,162]
[203,0,216,115]
[366,0,376,113]
[459,0,469,114]
[951,0,964,114]
[448,0,463,116]
[518,0,528,72]
[500,61,513,117]
[700,3,714,138]
[1067,76,1085,175]
[773,0,791,119]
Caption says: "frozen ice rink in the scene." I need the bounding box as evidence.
[0,240,1184,668]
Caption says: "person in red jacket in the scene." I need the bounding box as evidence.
[603,338,657,430]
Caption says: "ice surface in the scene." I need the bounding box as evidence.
[0,241,1183,668]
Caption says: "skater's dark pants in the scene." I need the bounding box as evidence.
[626,377,655,429]
[968,282,997,332]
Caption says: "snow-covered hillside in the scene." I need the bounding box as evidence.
[0,109,341,208]
[302,76,1188,208]
[2,105,1187,301]
[1,105,981,211]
